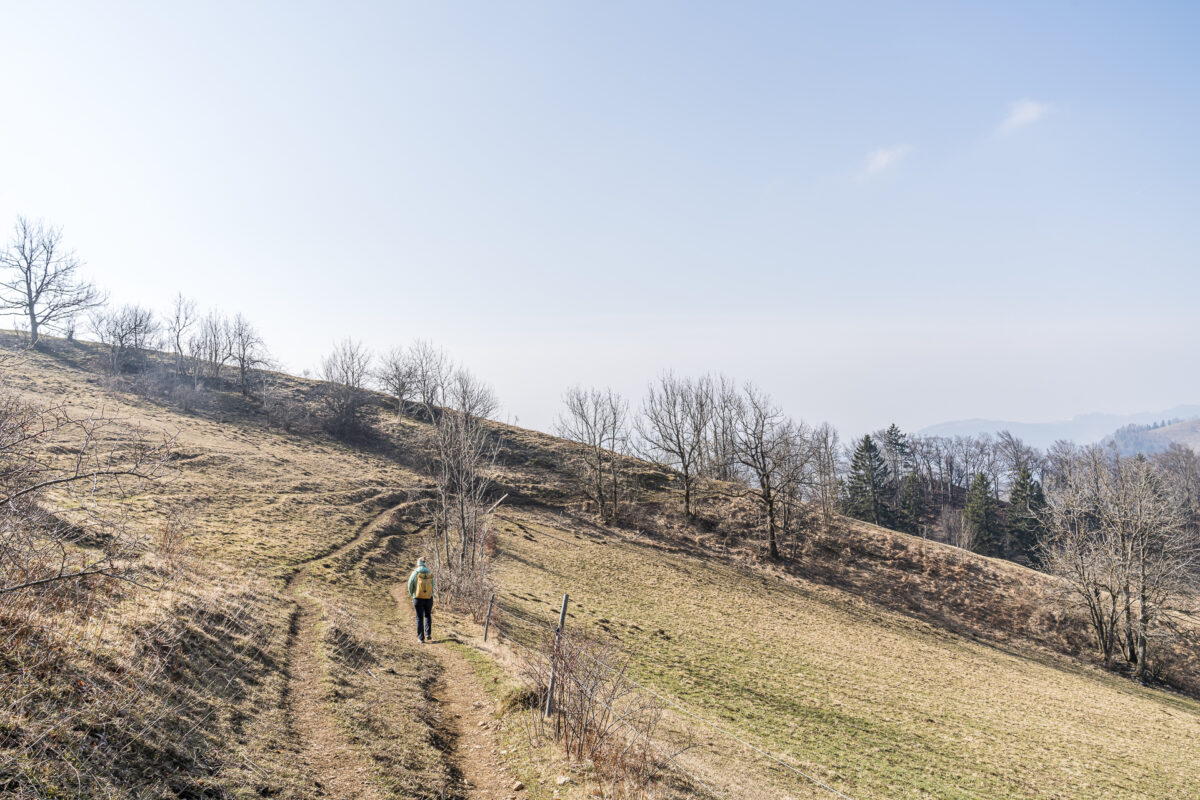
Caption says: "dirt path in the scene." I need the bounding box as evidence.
[287,594,385,800]
[282,497,516,800]
[390,585,521,800]
[283,506,409,800]
[433,638,520,799]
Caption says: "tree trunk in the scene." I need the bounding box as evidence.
[1134,550,1150,679]
[765,488,779,559]
[683,473,692,518]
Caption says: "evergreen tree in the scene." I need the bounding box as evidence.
[881,423,911,468]
[964,472,1000,555]
[845,435,891,527]
[899,471,924,533]
[1006,467,1046,561]
[880,423,911,505]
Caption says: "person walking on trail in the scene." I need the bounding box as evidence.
[407,557,434,643]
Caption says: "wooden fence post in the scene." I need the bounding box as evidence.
[544,593,569,718]
[483,593,496,642]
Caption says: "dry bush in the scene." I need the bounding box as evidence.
[520,629,671,797]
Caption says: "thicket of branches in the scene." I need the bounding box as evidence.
[0,389,175,599]
[426,365,504,616]
[520,629,666,793]
[1041,447,1200,677]
[558,375,834,559]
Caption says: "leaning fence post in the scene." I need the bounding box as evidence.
[544,593,569,719]
[483,593,496,642]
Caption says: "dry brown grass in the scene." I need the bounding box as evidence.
[6,333,1200,800]
[0,337,441,798]
[0,554,303,798]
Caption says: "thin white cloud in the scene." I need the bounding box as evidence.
[1000,99,1052,133]
[862,144,911,177]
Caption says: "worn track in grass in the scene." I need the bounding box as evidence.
[283,503,416,800]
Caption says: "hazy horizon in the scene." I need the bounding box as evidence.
[3,2,1199,436]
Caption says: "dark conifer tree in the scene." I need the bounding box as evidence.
[899,472,924,534]
[845,435,891,527]
[964,472,1000,555]
[880,423,911,505]
[1006,466,1046,561]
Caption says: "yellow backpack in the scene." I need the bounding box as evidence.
[414,570,433,600]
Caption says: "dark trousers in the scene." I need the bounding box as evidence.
[413,597,432,640]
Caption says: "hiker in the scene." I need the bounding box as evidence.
[407,556,434,643]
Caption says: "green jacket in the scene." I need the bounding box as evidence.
[407,566,434,599]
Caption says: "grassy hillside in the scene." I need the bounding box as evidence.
[487,508,1200,798]
[0,339,454,799]
[4,335,1200,799]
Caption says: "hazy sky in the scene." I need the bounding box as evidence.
[2,2,1198,437]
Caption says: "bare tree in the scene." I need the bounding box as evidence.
[811,422,842,527]
[731,383,794,560]
[410,339,451,418]
[1044,439,1079,492]
[446,366,499,421]
[425,372,503,613]
[429,403,501,574]
[997,430,1043,486]
[184,331,206,389]
[164,293,197,377]
[777,422,816,558]
[1154,443,1200,529]
[1041,447,1199,676]
[190,311,233,381]
[556,386,628,524]
[230,313,268,396]
[319,339,373,435]
[0,216,105,345]
[89,304,161,375]
[636,372,712,517]
[940,505,971,551]
[700,374,739,482]
[375,345,416,421]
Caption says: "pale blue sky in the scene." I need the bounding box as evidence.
[2,2,1198,436]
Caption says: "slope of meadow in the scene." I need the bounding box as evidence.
[487,508,1200,798]
[4,336,1200,800]
[1,340,453,799]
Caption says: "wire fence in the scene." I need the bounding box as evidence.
[480,589,858,800]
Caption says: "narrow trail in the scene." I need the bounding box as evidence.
[390,584,521,800]
[283,495,518,800]
[286,596,385,800]
[282,502,413,800]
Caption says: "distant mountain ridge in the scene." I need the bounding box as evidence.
[1104,417,1200,456]
[918,405,1200,450]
